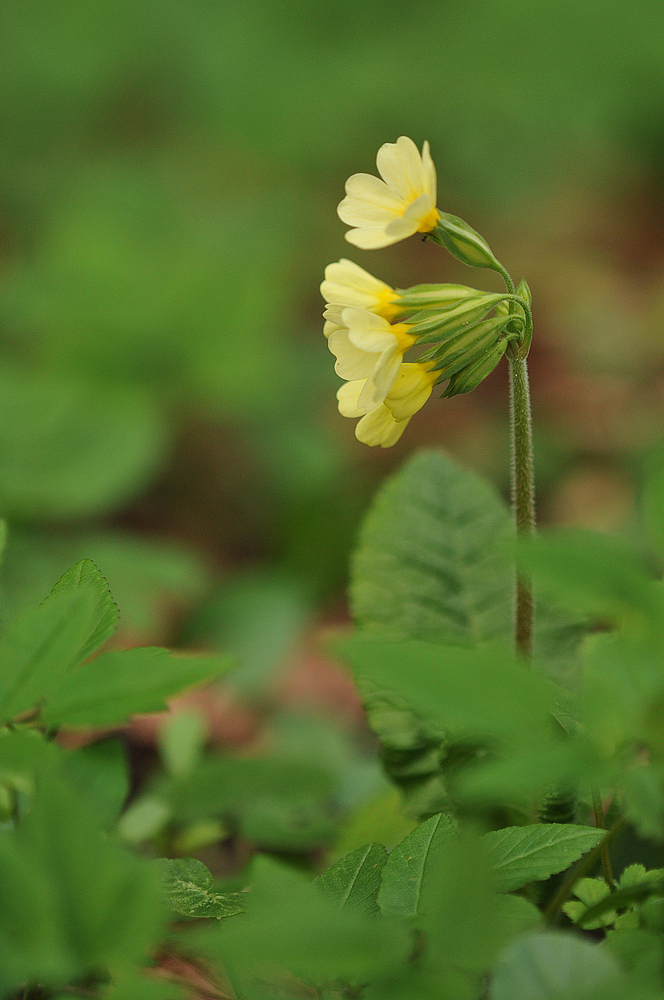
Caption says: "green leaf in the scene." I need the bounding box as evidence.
[340,634,554,745]
[0,586,99,724]
[317,843,388,914]
[196,854,410,983]
[488,932,623,1000]
[0,768,163,994]
[378,812,455,918]
[419,831,510,977]
[350,450,513,646]
[0,559,120,724]
[156,858,244,919]
[519,531,664,641]
[484,823,606,892]
[41,648,231,727]
[49,558,119,659]
[61,739,129,829]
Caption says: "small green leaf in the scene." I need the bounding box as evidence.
[350,450,513,646]
[49,559,118,659]
[156,858,244,919]
[484,823,606,892]
[0,587,99,723]
[42,648,231,727]
[317,843,388,914]
[378,812,455,918]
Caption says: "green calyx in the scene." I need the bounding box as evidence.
[440,336,510,397]
[407,294,509,343]
[424,315,519,384]
[394,283,484,312]
[429,213,502,271]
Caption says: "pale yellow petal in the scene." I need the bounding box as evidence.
[422,140,437,203]
[384,363,435,420]
[343,173,404,211]
[382,213,421,242]
[328,330,377,381]
[344,226,396,249]
[356,406,409,448]
[321,259,392,309]
[342,307,396,354]
[337,379,366,417]
[323,319,342,338]
[376,136,425,201]
[323,303,345,325]
[370,345,403,400]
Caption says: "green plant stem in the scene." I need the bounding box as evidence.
[592,789,615,890]
[507,347,535,657]
[544,817,626,924]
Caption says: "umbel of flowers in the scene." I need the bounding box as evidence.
[321,136,533,447]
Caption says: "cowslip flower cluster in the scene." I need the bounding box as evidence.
[322,137,532,447]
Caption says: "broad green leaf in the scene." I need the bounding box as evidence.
[156,858,244,919]
[195,854,410,983]
[340,634,553,745]
[317,843,388,914]
[61,739,129,829]
[41,648,231,727]
[519,531,664,641]
[350,450,513,646]
[50,558,118,659]
[0,559,120,723]
[484,823,605,892]
[0,586,99,723]
[489,932,624,1000]
[419,831,509,977]
[378,812,455,917]
[0,769,163,994]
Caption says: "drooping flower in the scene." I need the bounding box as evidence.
[327,306,416,410]
[337,137,440,249]
[321,259,400,324]
[337,363,438,448]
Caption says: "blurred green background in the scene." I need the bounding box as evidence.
[2,0,664,669]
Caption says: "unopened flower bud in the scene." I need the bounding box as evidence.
[429,213,502,271]
[441,337,509,397]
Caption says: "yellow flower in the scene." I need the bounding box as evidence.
[337,363,437,448]
[327,307,416,410]
[321,259,400,321]
[337,137,440,249]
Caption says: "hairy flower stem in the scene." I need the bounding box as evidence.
[507,348,535,657]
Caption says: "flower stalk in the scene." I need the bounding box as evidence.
[508,346,535,658]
